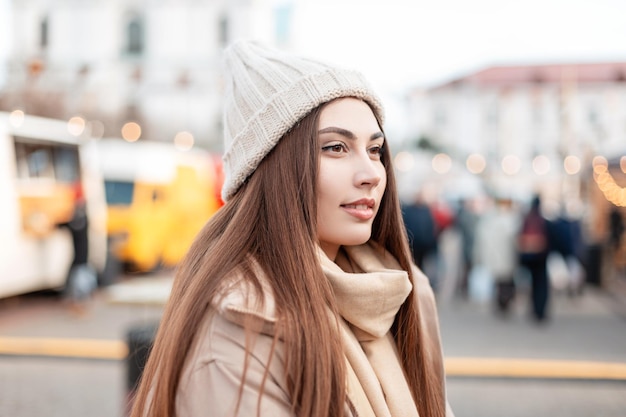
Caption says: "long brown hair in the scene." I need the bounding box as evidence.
[130,100,445,417]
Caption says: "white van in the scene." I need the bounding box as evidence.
[0,111,109,299]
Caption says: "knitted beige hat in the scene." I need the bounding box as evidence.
[220,40,385,201]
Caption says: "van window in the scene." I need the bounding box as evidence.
[14,138,80,183]
[105,180,134,205]
[54,147,80,182]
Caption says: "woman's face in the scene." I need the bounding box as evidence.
[316,97,387,260]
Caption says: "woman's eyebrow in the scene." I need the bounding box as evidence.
[318,126,385,141]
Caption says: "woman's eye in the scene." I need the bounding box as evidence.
[322,143,346,153]
[368,145,384,158]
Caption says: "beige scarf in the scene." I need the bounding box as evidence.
[319,243,420,417]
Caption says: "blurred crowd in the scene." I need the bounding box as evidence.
[402,190,625,323]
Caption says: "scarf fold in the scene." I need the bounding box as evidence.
[319,243,420,417]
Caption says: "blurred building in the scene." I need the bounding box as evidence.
[0,0,294,150]
[401,62,626,289]
[404,62,626,205]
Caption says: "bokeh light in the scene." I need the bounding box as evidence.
[532,155,551,175]
[592,155,608,174]
[174,131,194,151]
[67,116,86,136]
[466,153,486,174]
[564,155,581,175]
[501,155,521,175]
[9,109,24,127]
[432,153,451,174]
[592,154,626,206]
[394,151,414,173]
[121,122,142,142]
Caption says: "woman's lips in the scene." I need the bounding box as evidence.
[341,199,375,220]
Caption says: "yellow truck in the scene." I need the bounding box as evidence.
[96,138,222,272]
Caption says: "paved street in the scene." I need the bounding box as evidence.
[0,270,625,417]
[438,284,626,416]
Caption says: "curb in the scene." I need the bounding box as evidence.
[1,336,626,381]
[445,357,626,381]
[0,336,127,360]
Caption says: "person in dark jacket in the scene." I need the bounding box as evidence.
[402,193,438,271]
[518,195,552,322]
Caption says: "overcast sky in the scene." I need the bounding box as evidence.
[290,0,626,92]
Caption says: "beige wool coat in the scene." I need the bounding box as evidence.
[175,243,454,417]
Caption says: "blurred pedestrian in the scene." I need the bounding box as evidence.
[402,191,438,270]
[549,206,585,296]
[608,206,625,279]
[60,191,97,314]
[473,196,520,314]
[518,195,552,322]
[609,206,624,250]
[454,198,478,299]
[131,41,454,417]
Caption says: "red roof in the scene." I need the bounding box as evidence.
[432,62,626,90]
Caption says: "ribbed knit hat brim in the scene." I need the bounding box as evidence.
[221,40,385,201]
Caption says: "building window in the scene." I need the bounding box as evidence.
[127,16,144,55]
[588,106,598,126]
[434,104,447,127]
[40,16,49,49]
[274,4,292,45]
[218,14,229,47]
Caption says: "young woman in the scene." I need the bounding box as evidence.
[131,41,454,417]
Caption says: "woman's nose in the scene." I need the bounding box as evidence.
[354,155,382,188]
